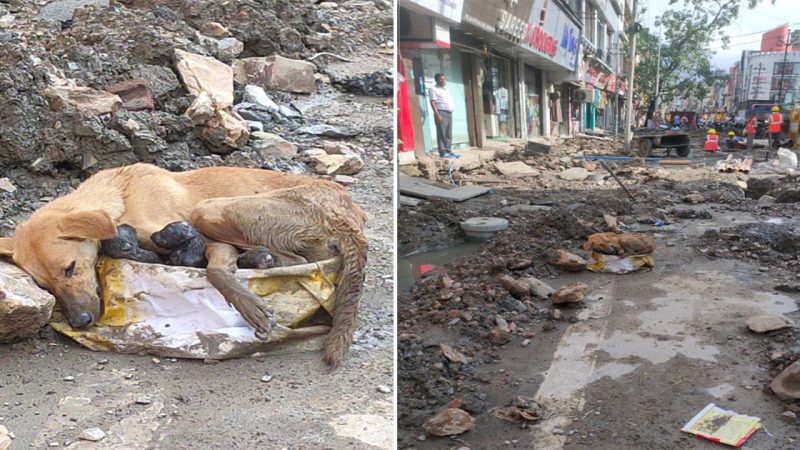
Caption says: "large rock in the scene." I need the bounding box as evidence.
[549,249,587,271]
[233,55,316,94]
[307,154,364,175]
[185,92,249,151]
[174,49,234,106]
[552,283,588,305]
[559,167,590,181]
[0,261,56,343]
[746,314,794,333]
[44,82,121,115]
[216,37,244,62]
[250,132,298,158]
[498,275,529,299]
[771,361,800,400]
[129,65,180,100]
[423,408,475,436]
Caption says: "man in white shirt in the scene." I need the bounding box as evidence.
[429,73,459,158]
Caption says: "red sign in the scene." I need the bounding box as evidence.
[523,23,557,57]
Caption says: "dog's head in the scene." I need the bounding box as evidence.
[0,210,117,329]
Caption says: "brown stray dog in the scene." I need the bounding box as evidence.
[0,163,367,368]
[582,232,655,256]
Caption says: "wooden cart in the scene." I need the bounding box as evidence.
[632,132,691,157]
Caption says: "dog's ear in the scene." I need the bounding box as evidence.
[0,237,13,257]
[58,210,117,240]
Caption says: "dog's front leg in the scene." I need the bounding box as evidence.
[205,242,275,339]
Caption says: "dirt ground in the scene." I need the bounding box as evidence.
[0,0,394,448]
[398,133,800,449]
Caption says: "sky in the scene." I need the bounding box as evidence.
[639,0,800,70]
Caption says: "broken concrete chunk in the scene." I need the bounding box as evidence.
[250,132,298,158]
[216,37,244,62]
[0,178,16,193]
[746,314,794,333]
[526,277,555,299]
[106,79,153,111]
[0,260,56,343]
[440,343,468,364]
[494,161,541,177]
[174,49,234,106]
[498,275,529,299]
[558,167,590,181]
[549,249,587,271]
[298,124,358,138]
[242,85,279,112]
[423,408,475,436]
[233,55,316,94]
[44,84,121,115]
[129,65,180,100]
[771,361,800,400]
[307,154,364,175]
[552,282,588,305]
[185,91,249,151]
[333,175,356,186]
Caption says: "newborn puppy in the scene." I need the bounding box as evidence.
[237,246,276,269]
[150,221,207,268]
[101,224,162,264]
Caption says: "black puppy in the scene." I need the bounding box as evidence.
[237,246,276,269]
[100,224,162,264]
[150,221,207,268]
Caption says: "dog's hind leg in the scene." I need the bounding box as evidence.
[205,242,275,338]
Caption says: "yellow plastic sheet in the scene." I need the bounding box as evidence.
[50,257,339,359]
[586,252,655,274]
[681,403,761,447]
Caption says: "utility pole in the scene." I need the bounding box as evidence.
[752,63,765,100]
[653,23,661,119]
[777,30,794,106]
[624,0,638,153]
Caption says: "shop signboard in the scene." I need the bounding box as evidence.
[584,60,611,90]
[404,0,465,23]
[462,0,536,39]
[519,0,580,71]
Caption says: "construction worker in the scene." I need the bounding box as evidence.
[745,113,757,150]
[725,131,737,150]
[704,128,719,152]
[769,105,783,149]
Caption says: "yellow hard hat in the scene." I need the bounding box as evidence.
[728,131,735,136]
[773,105,780,111]
[709,129,716,135]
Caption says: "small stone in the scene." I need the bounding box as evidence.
[558,167,590,181]
[62,376,74,382]
[771,361,800,400]
[49,442,59,447]
[0,178,15,193]
[260,374,273,383]
[135,396,152,405]
[498,275,530,299]
[423,408,475,436]
[526,277,555,299]
[200,21,228,37]
[307,154,364,175]
[549,250,587,272]
[487,328,511,346]
[551,309,563,320]
[782,411,797,423]
[79,427,105,442]
[746,314,793,333]
[152,358,161,364]
[376,385,392,394]
[682,193,705,204]
[250,132,298,158]
[333,175,357,186]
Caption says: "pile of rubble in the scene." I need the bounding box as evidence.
[0,0,391,176]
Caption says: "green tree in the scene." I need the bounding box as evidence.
[633,0,771,113]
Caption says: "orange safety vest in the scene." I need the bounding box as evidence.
[704,134,719,151]
[769,112,782,133]
[745,117,757,135]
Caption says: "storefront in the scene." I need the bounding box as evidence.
[482,55,516,140]
[581,58,614,131]
[398,0,467,157]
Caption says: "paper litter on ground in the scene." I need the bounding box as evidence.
[681,403,761,447]
[586,252,655,274]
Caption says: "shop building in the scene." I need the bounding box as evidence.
[398,0,582,160]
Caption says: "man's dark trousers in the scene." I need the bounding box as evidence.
[436,110,452,154]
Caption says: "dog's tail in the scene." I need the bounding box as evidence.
[322,230,368,370]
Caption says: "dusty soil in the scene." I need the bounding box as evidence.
[398,135,800,449]
[0,0,394,448]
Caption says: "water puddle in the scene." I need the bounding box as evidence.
[397,242,482,293]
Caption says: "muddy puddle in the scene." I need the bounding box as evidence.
[397,242,482,292]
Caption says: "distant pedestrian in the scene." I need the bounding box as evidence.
[429,73,459,159]
[673,114,680,128]
[680,115,688,128]
[745,113,757,150]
